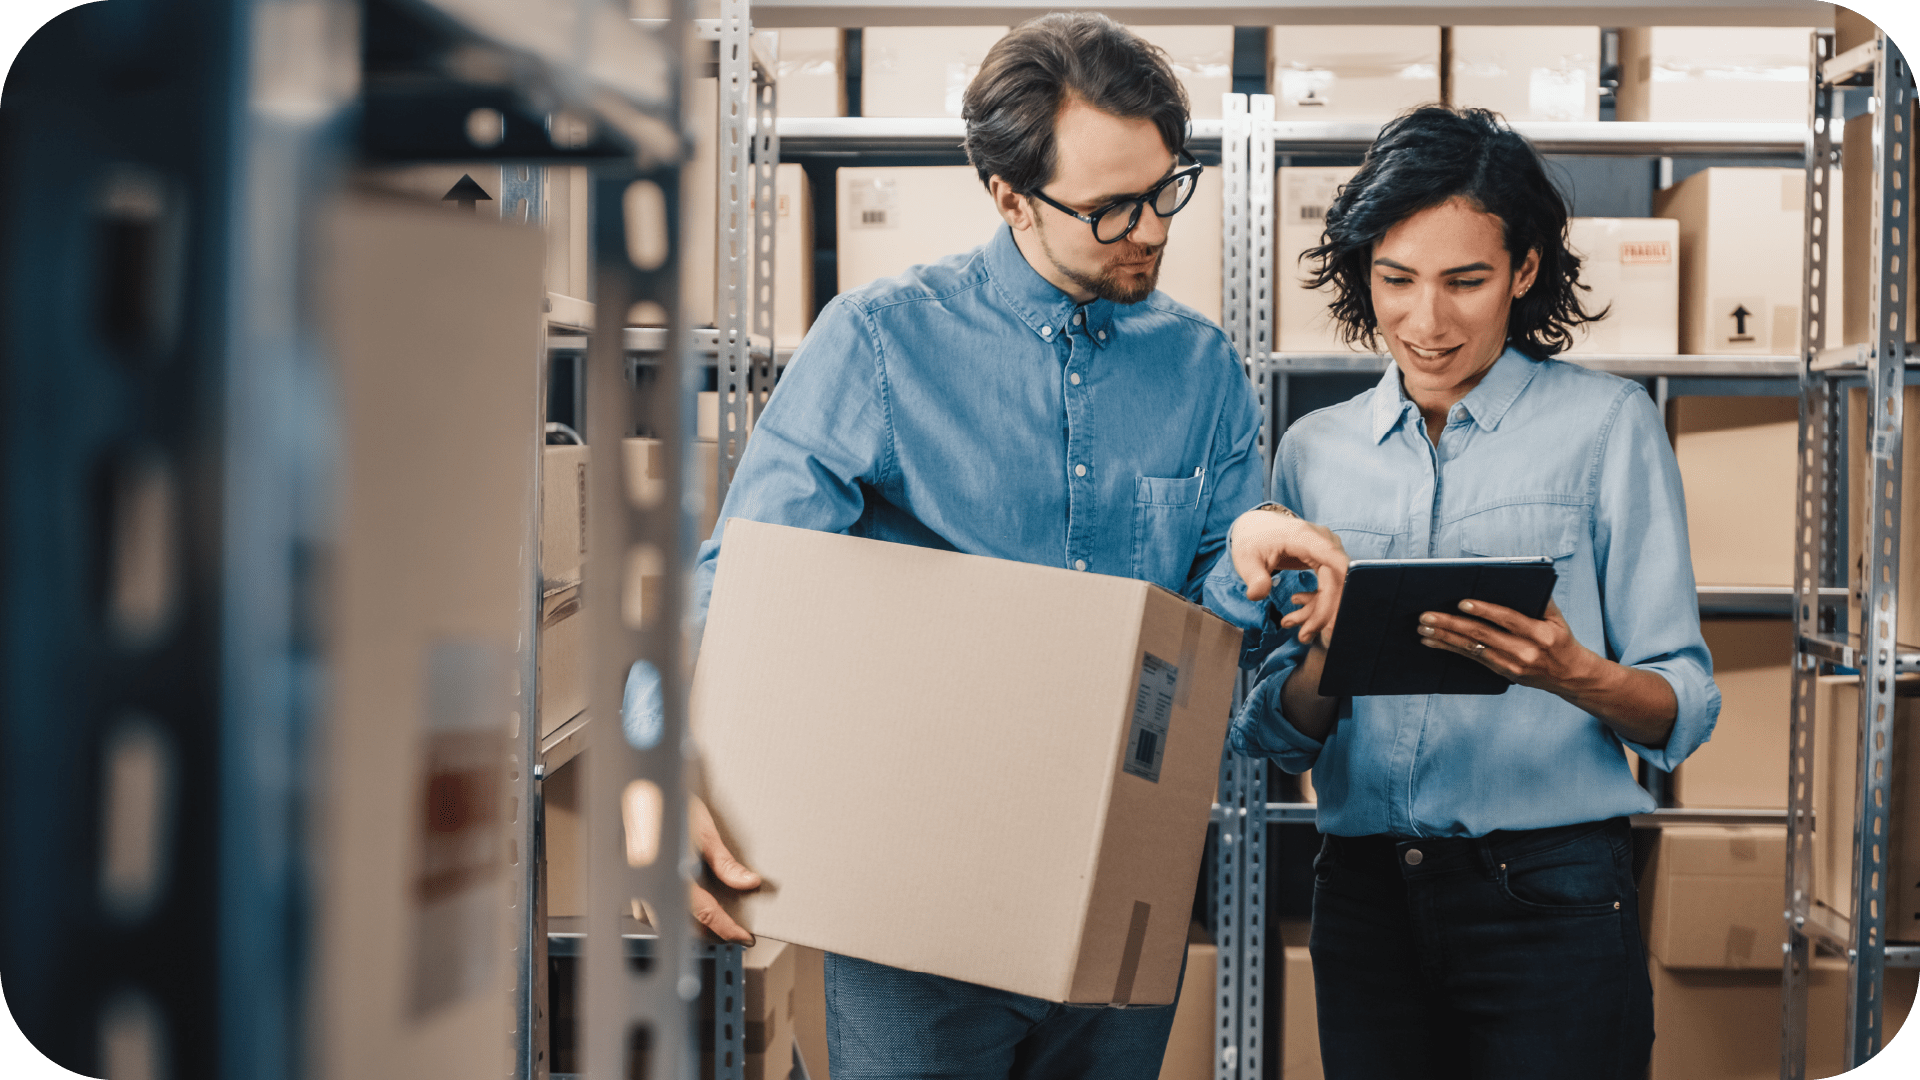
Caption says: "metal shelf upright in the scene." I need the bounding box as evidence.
[1781,27,1920,1079]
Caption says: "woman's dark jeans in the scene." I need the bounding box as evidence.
[1310,816,1655,1080]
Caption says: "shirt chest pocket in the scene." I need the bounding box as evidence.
[1452,501,1583,563]
[1131,473,1206,591]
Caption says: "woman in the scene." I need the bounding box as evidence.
[1233,106,1719,1079]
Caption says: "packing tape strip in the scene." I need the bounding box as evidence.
[1174,606,1201,708]
[1111,900,1151,1005]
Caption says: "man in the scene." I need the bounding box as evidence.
[688,13,1346,1078]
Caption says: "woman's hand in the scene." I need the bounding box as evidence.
[1416,598,1594,694]
[1416,597,1678,745]
[1229,510,1349,643]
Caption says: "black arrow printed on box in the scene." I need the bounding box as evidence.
[442,174,492,213]
[1731,304,1752,336]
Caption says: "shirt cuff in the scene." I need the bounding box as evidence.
[1620,657,1722,772]
[1227,636,1325,772]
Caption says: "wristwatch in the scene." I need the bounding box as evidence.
[1252,501,1298,520]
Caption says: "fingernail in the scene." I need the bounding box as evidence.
[1418,626,1434,636]
[1419,614,1436,625]
[1459,600,1475,612]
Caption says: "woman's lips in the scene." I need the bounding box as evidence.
[1402,340,1461,362]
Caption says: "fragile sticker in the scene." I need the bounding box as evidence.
[1123,653,1178,783]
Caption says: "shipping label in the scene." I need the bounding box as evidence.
[1123,652,1178,783]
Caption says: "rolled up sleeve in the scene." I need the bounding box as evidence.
[1591,388,1721,771]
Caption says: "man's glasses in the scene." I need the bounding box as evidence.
[1025,150,1203,244]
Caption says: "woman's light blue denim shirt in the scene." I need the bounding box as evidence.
[1224,350,1720,838]
[692,225,1270,627]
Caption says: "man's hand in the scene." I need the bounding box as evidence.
[690,796,761,945]
[1229,509,1349,643]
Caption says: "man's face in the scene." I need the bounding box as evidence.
[995,98,1178,305]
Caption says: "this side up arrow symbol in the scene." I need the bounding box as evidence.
[1731,304,1753,336]
[443,174,493,214]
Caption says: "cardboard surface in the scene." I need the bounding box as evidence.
[1672,620,1791,809]
[1846,385,1920,648]
[1668,395,1799,587]
[792,944,830,1080]
[1654,167,1816,356]
[771,163,815,348]
[542,756,583,919]
[544,165,591,310]
[1280,921,1321,1080]
[1615,27,1813,123]
[692,521,1240,1003]
[1132,26,1234,121]
[1446,26,1599,122]
[318,192,541,1080]
[860,26,1007,118]
[775,27,844,117]
[1563,217,1679,355]
[1641,825,1786,970]
[541,444,589,589]
[1649,959,1915,1080]
[537,586,587,736]
[1276,165,1360,353]
[1842,110,1916,349]
[1810,674,1920,938]
[1268,26,1441,122]
[1156,928,1217,1080]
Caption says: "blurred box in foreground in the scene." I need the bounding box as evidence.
[694,521,1239,1003]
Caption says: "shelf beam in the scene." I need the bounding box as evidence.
[744,0,1833,29]
[1265,353,1802,377]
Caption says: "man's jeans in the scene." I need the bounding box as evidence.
[1310,816,1655,1080]
[823,952,1183,1080]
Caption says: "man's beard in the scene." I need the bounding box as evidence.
[1035,216,1164,304]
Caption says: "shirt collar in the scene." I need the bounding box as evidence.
[1366,347,1539,443]
[983,225,1117,348]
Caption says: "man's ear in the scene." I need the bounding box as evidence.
[988,175,1035,232]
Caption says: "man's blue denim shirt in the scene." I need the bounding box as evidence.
[1232,351,1721,838]
[692,225,1270,626]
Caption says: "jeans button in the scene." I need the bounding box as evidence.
[1404,848,1423,866]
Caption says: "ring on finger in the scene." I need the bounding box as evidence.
[1472,641,1487,655]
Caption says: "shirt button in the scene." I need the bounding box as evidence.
[1074,559,1087,571]
[1403,848,1423,866]
[1040,325,1053,338]
[1073,312,1084,325]
[1069,372,1081,385]
[1074,464,1087,477]
[1096,331,1106,341]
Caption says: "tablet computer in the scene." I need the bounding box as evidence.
[1317,557,1557,697]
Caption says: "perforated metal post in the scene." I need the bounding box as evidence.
[1782,30,1838,1079]
[1222,94,1251,367]
[699,942,747,1080]
[750,44,781,424]
[1248,95,1276,464]
[716,1,758,513]
[1845,30,1911,1069]
[1213,745,1245,1080]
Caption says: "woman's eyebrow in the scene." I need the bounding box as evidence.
[1371,258,1495,275]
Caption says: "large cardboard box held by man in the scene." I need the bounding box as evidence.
[692,521,1241,1004]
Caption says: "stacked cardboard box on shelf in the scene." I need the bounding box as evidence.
[1846,385,1920,647]
[1446,26,1600,122]
[1653,167,1838,356]
[539,443,590,736]
[1842,110,1917,349]
[1563,217,1679,355]
[1280,921,1321,1080]
[1131,26,1233,121]
[775,28,845,117]
[1809,674,1920,937]
[1614,28,1813,123]
[1667,395,1798,588]
[860,26,1006,118]
[1671,620,1791,809]
[1155,925,1218,1080]
[692,521,1240,1003]
[836,163,1225,321]
[1275,165,1357,353]
[1267,27,1441,122]
[1640,825,1918,1078]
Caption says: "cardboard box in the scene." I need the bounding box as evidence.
[687,85,815,336]
[1810,674,1920,937]
[1837,7,1878,55]
[792,944,830,1080]
[1446,26,1599,122]
[1668,395,1799,587]
[1133,26,1233,121]
[1842,110,1918,348]
[770,162,814,348]
[1269,26,1441,123]
[1672,620,1792,809]
[1563,217,1679,355]
[1156,925,1218,1080]
[1649,958,1915,1080]
[1615,27,1813,124]
[542,755,583,918]
[623,438,723,551]
[775,27,844,117]
[860,26,1007,118]
[693,521,1241,1003]
[1280,921,1321,1080]
[544,165,592,310]
[1640,825,1786,970]
[703,939,796,1080]
[537,585,588,736]
[1847,385,1920,648]
[1654,167,1809,356]
[542,443,589,588]
[836,166,1006,292]
[1276,166,1359,353]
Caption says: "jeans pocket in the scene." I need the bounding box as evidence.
[1493,828,1624,916]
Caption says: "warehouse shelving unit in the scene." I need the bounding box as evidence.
[1780,27,1920,1079]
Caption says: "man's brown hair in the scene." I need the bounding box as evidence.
[961,13,1189,194]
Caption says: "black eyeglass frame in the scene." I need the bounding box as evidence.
[1024,149,1204,245]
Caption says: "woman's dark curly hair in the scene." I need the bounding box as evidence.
[1302,106,1604,358]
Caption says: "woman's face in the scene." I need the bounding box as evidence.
[1369,196,1540,400]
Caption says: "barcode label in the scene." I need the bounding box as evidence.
[861,209,888,226]
[1122,653,1178,783]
